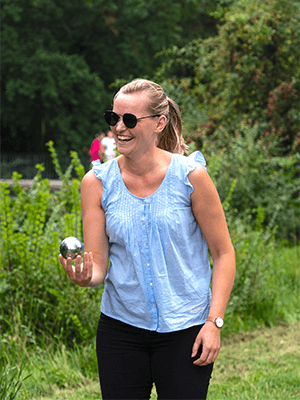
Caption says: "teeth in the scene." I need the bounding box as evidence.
[118,136,132,141]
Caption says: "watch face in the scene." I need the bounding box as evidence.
[216,317,224,328]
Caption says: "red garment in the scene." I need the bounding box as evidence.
[89,139,101,162]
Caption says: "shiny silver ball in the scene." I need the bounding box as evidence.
[60,237,84,260]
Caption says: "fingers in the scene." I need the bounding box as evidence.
[193,345,219,366]
[59,254,66,267]
[191,335,201,358]
[74,255,82,280]
[59,254,72,277]
[191,325,221,367]
[59,252,93,286]
[80,252,93,281]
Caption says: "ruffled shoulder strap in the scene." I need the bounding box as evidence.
[186,151,206,170]
[183,151,207,196]
[92,158,118,208]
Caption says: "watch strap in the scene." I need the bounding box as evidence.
[206,316,224,328]
[206,316,216,323]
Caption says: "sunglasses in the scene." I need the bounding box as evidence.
[104,110,160,129]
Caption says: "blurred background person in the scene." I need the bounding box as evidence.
[101,130,116,161]
[89,132,106,163]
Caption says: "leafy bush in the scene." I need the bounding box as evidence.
[0,143,102,364]
[204,120,300,240]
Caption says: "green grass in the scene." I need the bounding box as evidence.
[208,321,300,400]
[14,321,299,400]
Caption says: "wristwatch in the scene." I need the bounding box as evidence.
[206,316,224,328]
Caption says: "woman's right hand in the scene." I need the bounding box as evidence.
[59,251,94,287]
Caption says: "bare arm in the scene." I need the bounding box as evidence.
[59,169,109,287]
[189,165,236,365]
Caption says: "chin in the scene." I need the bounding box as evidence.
[116,145,129,157]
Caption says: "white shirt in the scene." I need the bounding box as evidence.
[101,137,116,160]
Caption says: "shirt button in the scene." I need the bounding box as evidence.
[150,283,153,286]
[147,262,150,266]
[142,221,145,225]
[153,304,156,307]
[145,242,148,246]
[142,200,145,204]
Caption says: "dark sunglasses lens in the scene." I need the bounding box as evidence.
[123,114,137,128]
[104,111,118,126]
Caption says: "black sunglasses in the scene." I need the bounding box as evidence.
[104,110,160,129]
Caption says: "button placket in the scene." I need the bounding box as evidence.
[141,199,158,327]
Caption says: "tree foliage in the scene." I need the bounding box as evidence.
[1,0,111,153]
[152,0,299,238]
[4,49,109,154]
[1,0,223,153]
[155,0,299,154]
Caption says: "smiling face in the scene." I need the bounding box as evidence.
[111,91,166,160]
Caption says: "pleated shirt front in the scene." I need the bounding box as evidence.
[92,151,212,333]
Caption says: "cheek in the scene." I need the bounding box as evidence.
[111,126,118,136]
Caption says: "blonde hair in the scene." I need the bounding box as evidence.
[114,79,188,154]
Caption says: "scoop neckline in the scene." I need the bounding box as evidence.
[115,154,174,200]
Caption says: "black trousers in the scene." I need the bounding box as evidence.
[96,313,214,400]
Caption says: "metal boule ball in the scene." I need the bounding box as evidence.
[60,237,84,260]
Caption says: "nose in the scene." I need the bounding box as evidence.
[115,116,126,131]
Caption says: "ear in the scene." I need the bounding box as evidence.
[155,115,167,133]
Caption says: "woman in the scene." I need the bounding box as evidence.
[89,132,106,163]
[59,79,236,399]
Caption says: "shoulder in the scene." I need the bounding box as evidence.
[169,151,219,202]
[169,151,207,194]
[81,169,104,210]
[189,163,220,207]
[188,163,209,185]
[81,169,103,195]
[82,168,98,183]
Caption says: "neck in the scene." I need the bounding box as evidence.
[119,148,167,177]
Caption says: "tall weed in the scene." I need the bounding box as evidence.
[21,341,98,398]
[0,364,31,400]
[225,217,280,335]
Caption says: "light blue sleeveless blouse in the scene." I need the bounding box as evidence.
[92,151,212,332]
